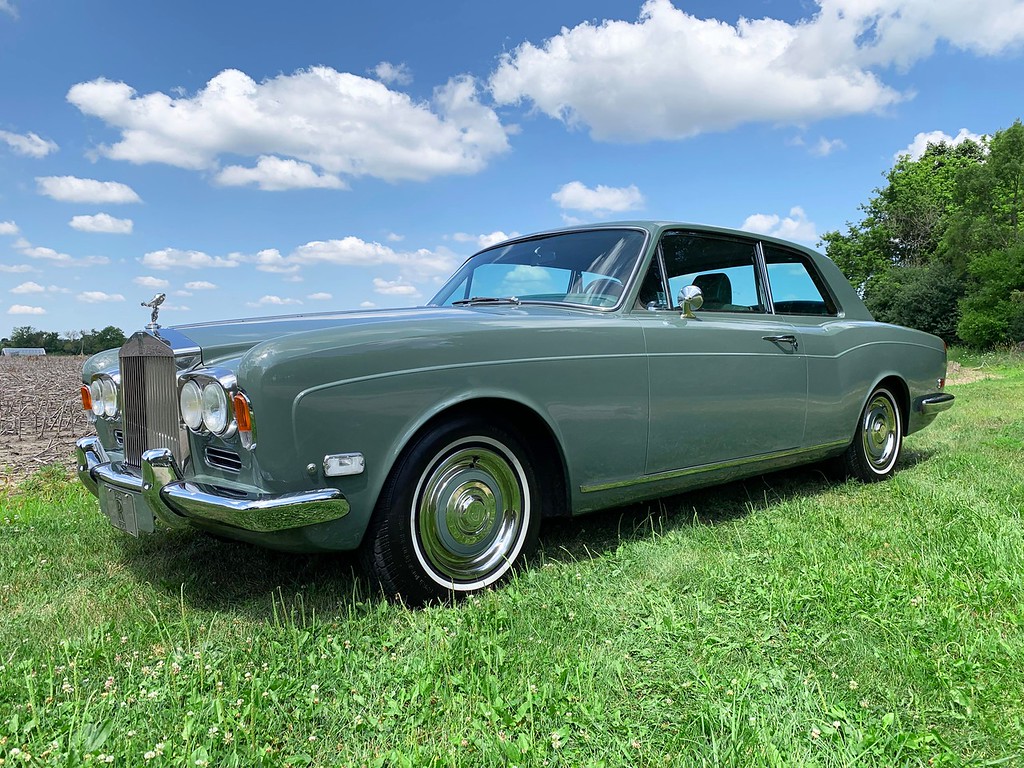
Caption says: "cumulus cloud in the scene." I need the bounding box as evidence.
[77,291,125,303]
[0,220,18,235]
[552,181,644,213]
[69,212,134,234]
[307,292,332,300]
[10,281,44,294]
[247,295,301,307]
[141,248,240,269]
[0,264,32,273]
[372,61,413,86]
[810,137,846,157]
[895,127,986,161]
[372,277,420,296]
[489,0,1024,142]
[452,231,517,249]
[741,206,818,244]
[215,156,346,191]
[133,275,169,289]
[9,305,45,315]
[184,280,217,290]
[283,237,459,280]
[0,130,57,157]
[37,176,141,204]
[16,240,110,268]
[67,66,509,185]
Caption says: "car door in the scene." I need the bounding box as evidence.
[634,231,808,475]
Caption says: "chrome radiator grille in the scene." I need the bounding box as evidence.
[119,333,182,468]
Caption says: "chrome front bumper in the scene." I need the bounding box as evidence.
[76,436,350,533]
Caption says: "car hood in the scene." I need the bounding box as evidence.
[173,304,602,365]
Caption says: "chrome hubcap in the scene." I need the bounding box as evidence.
[862,394,899,471]
[417,442,526,583]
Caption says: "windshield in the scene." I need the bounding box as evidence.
[430,228,647,309]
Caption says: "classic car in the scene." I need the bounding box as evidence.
[76,222,954,603]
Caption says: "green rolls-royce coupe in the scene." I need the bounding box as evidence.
[76,222,954,603]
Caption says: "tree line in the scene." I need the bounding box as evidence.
[823,120,1024,348]
[1,325,127,356]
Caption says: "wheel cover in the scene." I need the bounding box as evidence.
[415,438,528,586]
[861,393,899,472]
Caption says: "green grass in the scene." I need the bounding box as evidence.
[2,362,1023,767]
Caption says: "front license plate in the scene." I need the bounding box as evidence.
[98,485,155,536]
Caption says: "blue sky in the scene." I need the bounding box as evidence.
[2,0,1023,338]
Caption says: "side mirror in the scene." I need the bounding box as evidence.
[678,285,703,318]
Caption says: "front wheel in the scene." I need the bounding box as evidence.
[841,386,903,481]
[362,416,541,604]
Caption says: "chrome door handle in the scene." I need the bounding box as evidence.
[762,334,799,351]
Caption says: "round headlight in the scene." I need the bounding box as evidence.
[201,382,230,434]
[89,380,104,417]
[179,380,203,431]
[100,377,118,418]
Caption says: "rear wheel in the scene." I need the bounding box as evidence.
[842,386,903,481]
[362,416,541,604]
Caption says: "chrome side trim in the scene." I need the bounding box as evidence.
[917,393,955,416]
[580,439,850,493]
[76,438,350,532]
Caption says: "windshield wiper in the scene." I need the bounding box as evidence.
[452,296,522,306]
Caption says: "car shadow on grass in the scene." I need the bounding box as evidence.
[537,449,936,565]
[113,450,936,617]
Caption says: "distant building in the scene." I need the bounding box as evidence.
[1,347,46,356]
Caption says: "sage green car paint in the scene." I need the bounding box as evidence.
[79,222,950,552]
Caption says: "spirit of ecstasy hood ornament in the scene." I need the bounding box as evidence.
[142,293,165,329]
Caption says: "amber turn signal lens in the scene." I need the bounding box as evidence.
[80,385,92,412]
[233,392,252,433]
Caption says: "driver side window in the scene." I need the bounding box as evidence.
[639,232,767,313]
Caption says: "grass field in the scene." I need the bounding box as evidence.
[1,356,1022,767]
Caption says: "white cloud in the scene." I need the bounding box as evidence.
[67,66,509,184]
[10,281,44,294]
[215,156,346,191]
[184,280,217,290]
[247,295,301,307]
[36,176,141,204]
[249,248,301,274]
[0,220,19,235]
[489,0,1024,142]
[0,264,32,273]
[552,181,644,214]
[386,232,405,242]
[372,61,413,86]
[133,275,169,289]
[16,241,110,268]
[452,231,517,249]
[0,0,17,18]
[284,237,459,280]
[0,130,58,157]
[359,301,377,308]
[141,248,240,269]
[9,305,45,315]
[69,212,134,234]
[895,127,986,161]
[741,206,818,244]
[810,137,846,157]
[78,291,125,303]
[373,276,420,296]
[307,292,332,300]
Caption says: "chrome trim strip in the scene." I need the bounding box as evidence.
[76,438,350,532]
[580,439,850,493]
[918,393,955,415]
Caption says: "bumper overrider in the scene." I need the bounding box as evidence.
[76,436,350,535]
